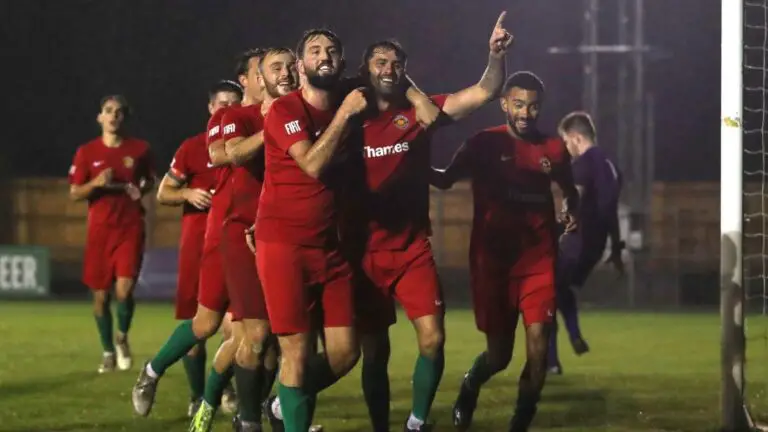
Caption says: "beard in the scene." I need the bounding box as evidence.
[305,64,342,90]
[370,74,401,99]
[507,115,537,138]
[264,78,296,99]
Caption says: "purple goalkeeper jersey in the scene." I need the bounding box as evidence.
[562,146,622,260]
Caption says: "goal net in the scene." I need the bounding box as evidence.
[725,0,768,430]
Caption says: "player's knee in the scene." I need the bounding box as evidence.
[416,327,445,358]
[525,323,550,361]
[220,313,234,339]
[187,343,202,357]
[191,313,220,339]
[235,339,260,368]
[114,278,135,301]
[92,291,109,315]
[361,332,391,365]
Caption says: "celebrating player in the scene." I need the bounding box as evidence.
[68,95,156,374]
[156,80,243,416]
[346,13,512,432]
[132,49,265,418]
[431,72,579,432]
[547,111,624,374]
[256,29,440,432]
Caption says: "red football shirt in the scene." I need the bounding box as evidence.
[257,90,337,247]
[221,103,266,224]
[68,137,155,226]
[357,95,449,250]
[464,125,570,276]
[168,131,217,216]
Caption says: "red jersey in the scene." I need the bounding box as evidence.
[168,131,217,216]
[68,137,155,226]
[257,90,337,247]
[463,126,570,275]
[355,95,449,250]
[221,103,265,224]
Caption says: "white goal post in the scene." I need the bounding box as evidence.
[721,0,748,430]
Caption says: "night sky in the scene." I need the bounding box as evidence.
[3,0,720,181]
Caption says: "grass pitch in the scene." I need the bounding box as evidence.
[0,302,765,431]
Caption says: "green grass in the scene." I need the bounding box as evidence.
[0,302,765,431]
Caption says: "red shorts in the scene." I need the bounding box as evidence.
[197,215,229,313]
[355,237,444,333]
[83,222,145,291]
[175,215,207,319]
[470,249,555,333]
[256,240,354,334]
[221,219,267,321]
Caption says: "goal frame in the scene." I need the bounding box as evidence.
[721,0,749,430]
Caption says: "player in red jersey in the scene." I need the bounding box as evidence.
[257,29,439,432]
[431,71,579,432]
[68,94,156,374]
[345,14,513,432]
[132,50,265,419]
[156,80,242,417]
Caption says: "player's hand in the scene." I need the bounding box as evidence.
[92,168,113,187]
[559,211,578,233]
[245,225,256,254]
[125,183,142,201]
[489,11,514,57]
[339,88,368,117]
[183,188,212,210]
[605,249,625,276]
[413,98,441,129]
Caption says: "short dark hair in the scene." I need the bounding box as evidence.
[502,71,545,95]
[296,28,343,59]
[258,47,295,72]
[208,80,243,102]
[235,48,266,77]
[559,111,597,141]
[358,39,407,75]
[100,94,131,117]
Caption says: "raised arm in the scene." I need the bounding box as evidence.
[431,142,471,190]
[441,11,513,121]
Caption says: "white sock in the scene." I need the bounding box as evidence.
[406,413,424,429]
[272,398,283,420]
[103,351,115,357]
[145,363,159,379]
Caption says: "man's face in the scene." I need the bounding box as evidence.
[97,99,125,134]
[559,130,580,157]
[239,56,264,103]
[500,87,541,136]
[367,47,405,98]
[299,35,343,90]
[259,52,299,99]
[208,91,241,116]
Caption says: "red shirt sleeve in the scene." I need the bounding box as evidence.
[207,109,226,146]
[431,94,449,110]
[265,98,311,154]
[222,108,251,141]
[68,146,89,185]
[168,139,191,183]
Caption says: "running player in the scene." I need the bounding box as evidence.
[69,95,155,374]
[345,13,512,431]
[156,80,243,415]
[431,72,579,432]
[257,29,439,432]
[132,49,265,418]
[547,111,624,374]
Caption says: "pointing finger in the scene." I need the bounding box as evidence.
[495,11,507,28]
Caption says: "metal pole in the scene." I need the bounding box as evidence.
[583,0,599,115]
[632,0,645,211]
[617,0,629,183]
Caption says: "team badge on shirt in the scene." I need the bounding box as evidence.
[393,114,409,130]
[123,156,134,168]
[539,157,552,174]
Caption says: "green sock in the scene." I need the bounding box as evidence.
[278,382,312,432]
[149,320,201,375]
[182,342,207,400]
[234,365,264,422]
[362,359,390,432]
[466,352,493,391]
[94,308,115,353]
[116,295,135,334]
[302,354,339,394]
[203,365,235,408]
[411,351,445,422]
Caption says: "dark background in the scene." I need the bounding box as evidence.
[2,0,720,181]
